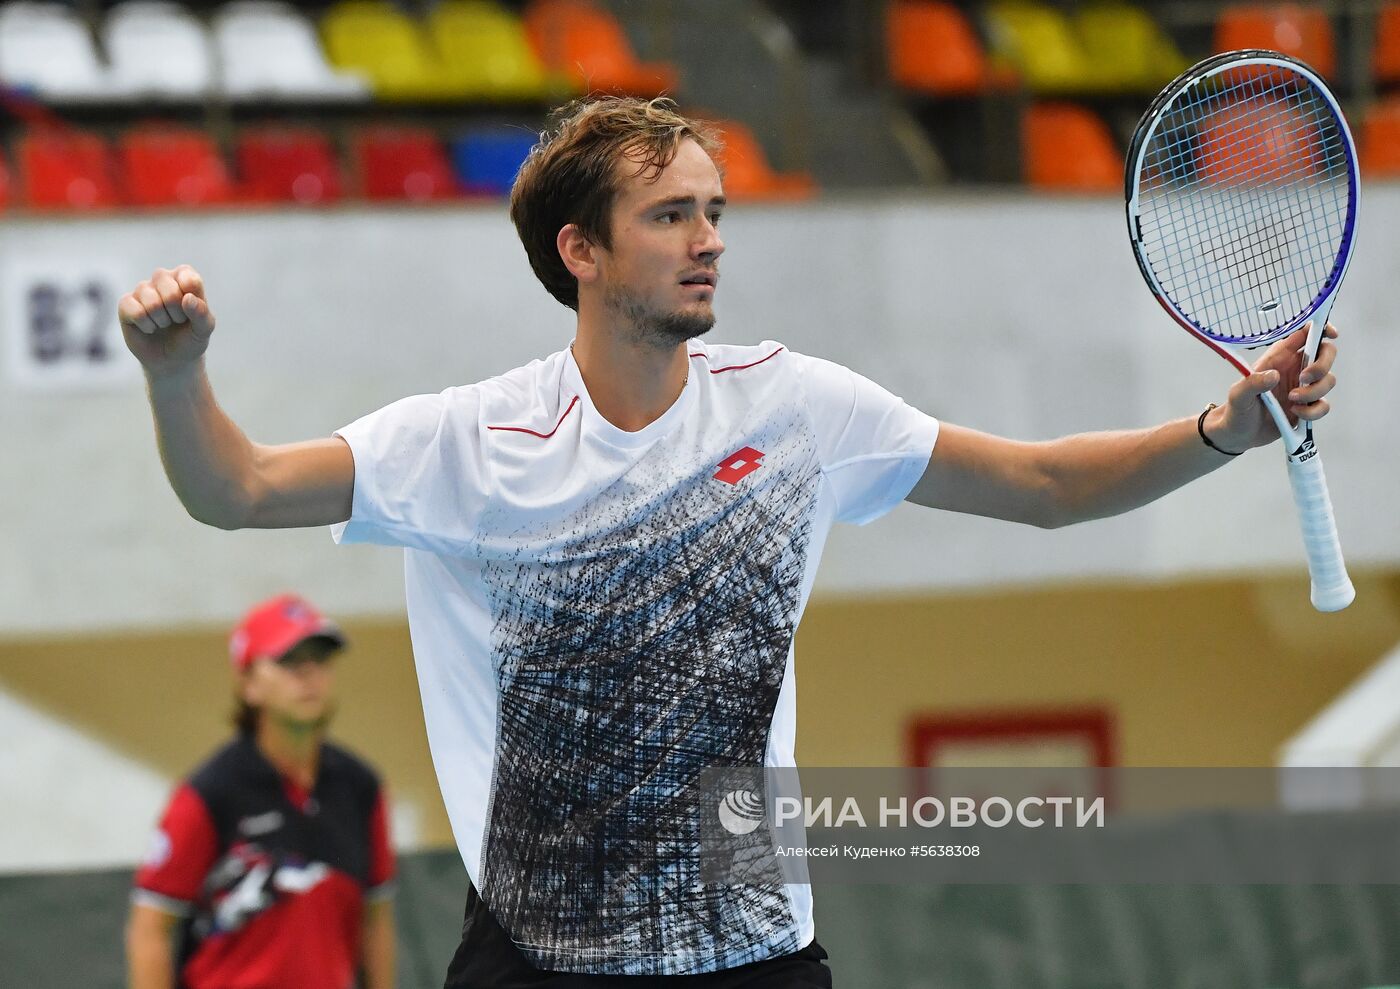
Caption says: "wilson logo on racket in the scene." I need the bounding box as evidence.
[714,447,764,485]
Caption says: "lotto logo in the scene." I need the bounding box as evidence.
[714,447,764,485]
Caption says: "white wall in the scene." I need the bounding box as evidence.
[2,190,1394,635]
[0,686,173,871]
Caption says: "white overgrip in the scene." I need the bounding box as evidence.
[1285,446,1355,611]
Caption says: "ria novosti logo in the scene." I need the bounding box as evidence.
[717,789,765,835]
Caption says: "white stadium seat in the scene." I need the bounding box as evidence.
[214,1,370,101]
[104,1,215,99]
[0,2,110,100]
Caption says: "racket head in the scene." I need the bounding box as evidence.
[1125,49,1359,355]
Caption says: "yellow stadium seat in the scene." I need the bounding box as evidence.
[1073,4,1189,93]
[985,2,1096,93]
[321,1,463,101]
[428,0,573,101]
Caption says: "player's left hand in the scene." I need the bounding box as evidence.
[1203,322,1339,454]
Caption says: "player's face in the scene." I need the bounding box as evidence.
[596,137,725,345]
[242,638,338,731]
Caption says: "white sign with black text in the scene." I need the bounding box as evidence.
[2,258,138,391]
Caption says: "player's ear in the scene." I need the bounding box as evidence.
[558,224,599,285]
[236,667,264,707]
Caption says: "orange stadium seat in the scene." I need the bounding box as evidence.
[887,1,993,96]
[18,129,120,209]
[524,0,678,97]
[1022,103,1120,191]
[713,120,816,201]
[354,127,459,202]
[237,128,344,205]
[1214,5,1335,79]
[119,127,233,208]
[1359,98,1400,176]
[1195,99,1325,184]
[1374,2,1400,87]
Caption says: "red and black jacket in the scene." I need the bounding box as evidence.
[133,735,395,989]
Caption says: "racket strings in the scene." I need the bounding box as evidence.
[1146,89,1340,308]
[1201,207,1307,294]
[1136,65,1349,343]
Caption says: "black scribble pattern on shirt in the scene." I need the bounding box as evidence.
[478,410,820,976]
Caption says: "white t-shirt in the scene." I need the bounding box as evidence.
[331,339,938,976]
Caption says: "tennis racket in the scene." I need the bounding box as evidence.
[1125,49,1357,612]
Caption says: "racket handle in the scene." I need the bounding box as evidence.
[1285,447,1355,612]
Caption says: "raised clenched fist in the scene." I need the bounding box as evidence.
[118,265,216,378]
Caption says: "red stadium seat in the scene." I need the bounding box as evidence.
[1022,103,1120,192]
[237,128,344,205]
[119,127,233,208]
[353,127,459,202]
[1214,5,1335,79]
[524,0,678,97]
[0,148,10,210]
[17,129,120,209]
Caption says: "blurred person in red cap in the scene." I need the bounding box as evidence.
[125,593,396,989]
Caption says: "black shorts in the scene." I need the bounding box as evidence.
[443,886,833,989]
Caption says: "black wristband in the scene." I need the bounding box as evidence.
[1198,403,1243,457]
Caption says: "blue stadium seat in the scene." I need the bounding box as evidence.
[450,128,537,197]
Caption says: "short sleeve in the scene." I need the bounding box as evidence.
[330,389,485,554]
[131,784,218,916]
[792,353,939,525]
[366,790,396,902]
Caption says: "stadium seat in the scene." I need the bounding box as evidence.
[985,2,1097,93]
[103,1,216,99]
[0,2,110,100]
[1073,4,1189,93]
[322,1,463,101]
[119,127,233,207]
[17,129,120,208]
[886,1,994,96]
[1022,103,1120,191]
[236,127,344,204]
[1373,2,1400,88]
[1214,5,1335,79]
[429,0,567,101]
[1195,98,1328,184]
[712,120,816,202]
[353,127,460,202]
[0,147,10,209]
[1358,99,1400,176]
[523,0,679,97]
[214,1,370,100]
[450,127,537,197]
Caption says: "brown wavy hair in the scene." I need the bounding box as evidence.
[510,97,722,311]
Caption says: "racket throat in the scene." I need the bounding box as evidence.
[1288,425,1317,463]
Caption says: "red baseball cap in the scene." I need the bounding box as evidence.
[228,594,345,671]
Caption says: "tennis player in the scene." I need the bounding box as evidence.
[120,97,1338,987]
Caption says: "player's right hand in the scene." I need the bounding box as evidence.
[118,265,216,379]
